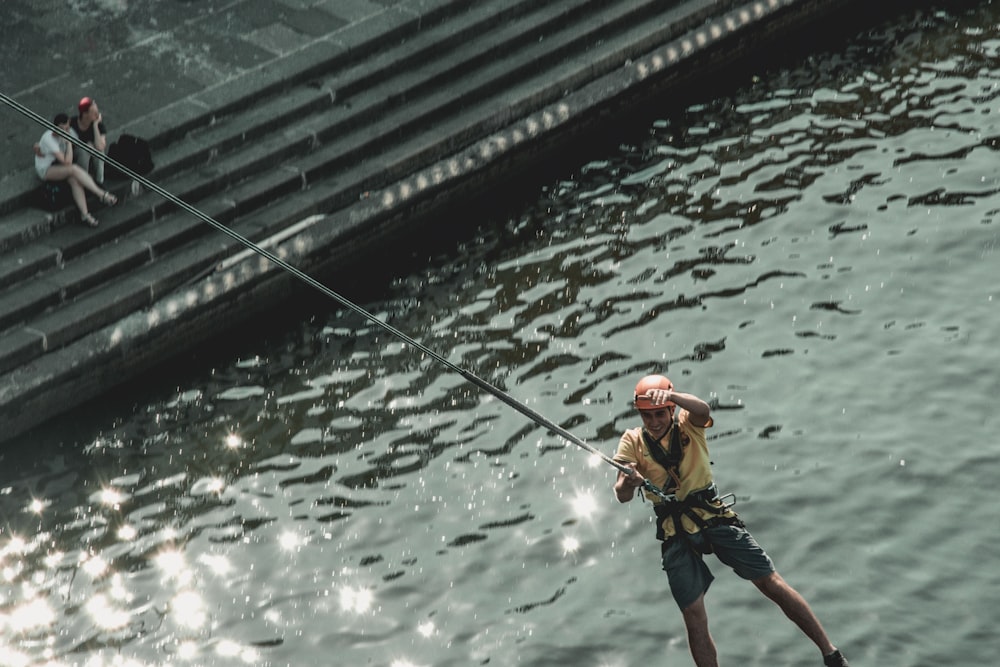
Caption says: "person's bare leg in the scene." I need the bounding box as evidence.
[66,176,90,216]
[45,166,91,217]
[68,164,107,199]
[44,164,74,183]
[753,571,837,656]
[681,594,719,667]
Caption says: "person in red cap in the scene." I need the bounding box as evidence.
[70,96,108,184]
[612,374,848,667]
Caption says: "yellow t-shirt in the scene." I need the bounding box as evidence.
[614,409,734,537]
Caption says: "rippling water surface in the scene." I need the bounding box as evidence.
[4,4,1000,666]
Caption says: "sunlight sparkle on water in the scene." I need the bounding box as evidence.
[109,573,131,601]
[99,487,126,508]
[4,597,55,632]
[0,646,30,667]
[339,586,374,614]
[3,535,27,556]
[198,553,233,576]
[225,433,243,449]
[224,639,260,665]
[86,594,130,630]
[154,549,190,584]
[417,620,436,637]
[216,639,242,658]
[171,590,207,629]
[43,551,64,569]
[178,641,198,660]
[82,555,109,578]
[198,477,226,494]
[562,536,581,555]
[27,498,47,514]
[569,490,599,519]
[279,531,306,551]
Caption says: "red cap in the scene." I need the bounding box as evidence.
[78,97,94,114]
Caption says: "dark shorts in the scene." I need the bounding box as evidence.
[660,523,776,610]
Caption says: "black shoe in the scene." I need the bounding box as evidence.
[823,649,849,667]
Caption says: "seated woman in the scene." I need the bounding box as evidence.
[72,97,108,185]
[35,112,116,227]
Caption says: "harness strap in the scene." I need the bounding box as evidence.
[641,421,682,484]
[641,420,741,550]
[653,486,735,532]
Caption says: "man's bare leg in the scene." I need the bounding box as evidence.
[753,571,837,656]
[681,593,719,667]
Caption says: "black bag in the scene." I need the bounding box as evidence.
[37,181,72,211]
[107,134,154,179]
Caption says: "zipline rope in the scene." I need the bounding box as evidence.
[1,92,675,503]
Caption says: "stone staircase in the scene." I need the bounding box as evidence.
[0,0,849,441]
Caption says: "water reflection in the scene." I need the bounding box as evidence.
[3,2,1000,665]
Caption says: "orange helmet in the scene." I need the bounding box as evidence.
[633,374,674,410]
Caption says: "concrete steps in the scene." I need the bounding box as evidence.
[0,0,859,441]
[0,0,700,355]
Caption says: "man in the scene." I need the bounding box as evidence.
[613,374,849,667]
[71,96,107,184]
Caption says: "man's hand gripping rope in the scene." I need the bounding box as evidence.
[617,461,677,503]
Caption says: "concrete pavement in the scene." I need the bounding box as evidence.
[1,0,434,210]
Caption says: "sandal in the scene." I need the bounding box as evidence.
[82,213,99,228]
[101,191,118,205]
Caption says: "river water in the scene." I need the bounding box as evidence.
[3,3,999,666]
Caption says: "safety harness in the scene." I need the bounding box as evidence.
[641,421,740,552]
